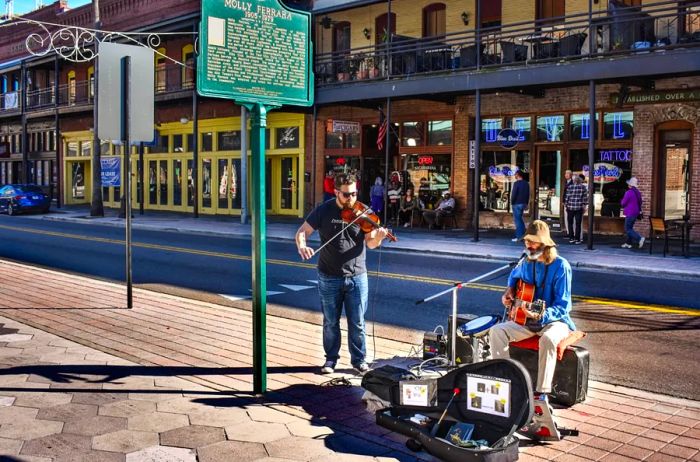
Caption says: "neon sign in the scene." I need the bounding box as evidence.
[488,164,519,183]
[599,150,632,162]
[593,163,622,183]
[613,113,625,139]
[580,114,590,140]
[335,157,346,165]
[482,119,501,143]
[418,156,434,166]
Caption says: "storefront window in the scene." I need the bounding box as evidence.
[149,135,169,154]
[201,132,213,152]
[402,122,424,147]
[218,131,241,150]
[479,150,530,213]
[325,155,360,175]
[326,133,342,149]
[603,111,633,140]
[405,154,451,209]
[569,148,632,217]
[570,113,599,141]
[173,134,184,152]
[80,141,91,157]
[276,126,300,149]
[187,134,194,152]
[67,141,78,157]
[536,115,565,141]
[428,120,452,146]
[481,118,502,143]
[509,116,531,142]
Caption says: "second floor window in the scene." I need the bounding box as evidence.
[333,22,351,53]
[480,0,502,29]
[423,3,446,38]
[537,0,565,26]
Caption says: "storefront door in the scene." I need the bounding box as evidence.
[659,129,691,220]
[535,148,563,224]
[67,160,89,204]
[147,159,169,208]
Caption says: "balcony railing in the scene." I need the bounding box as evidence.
[155,61,195,94]
[315,0,700,86]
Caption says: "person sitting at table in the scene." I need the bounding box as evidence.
[398,188,417,227]
[423,191,455,230]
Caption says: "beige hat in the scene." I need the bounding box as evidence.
[627,177,638,188]
[522,220,556,247]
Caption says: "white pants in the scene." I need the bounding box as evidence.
[489,321,571,393]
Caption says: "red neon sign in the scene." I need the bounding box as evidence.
[335,157,346,165]
[417,156,434,166]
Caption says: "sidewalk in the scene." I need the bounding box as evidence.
[0,258,699,461]
[29,206,700,281]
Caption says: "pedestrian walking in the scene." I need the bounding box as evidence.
[562,170,573,236]
[620,177,645,249]
[565,174,587,244]
[370,177,384,215]
[511,170,530,242]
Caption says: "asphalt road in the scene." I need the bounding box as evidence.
[0,214,698,400]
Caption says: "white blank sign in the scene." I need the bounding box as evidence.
[97,42,154,143]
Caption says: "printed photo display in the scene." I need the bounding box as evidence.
[400,380,438,407]
[466,374,511,418]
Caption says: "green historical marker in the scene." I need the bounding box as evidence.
[198,0,314,394]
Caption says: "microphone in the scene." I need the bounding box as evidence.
[509,252,528,268]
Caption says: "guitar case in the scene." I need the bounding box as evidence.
[364,359,533,462]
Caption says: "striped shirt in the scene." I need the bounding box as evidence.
[565,183,588,211]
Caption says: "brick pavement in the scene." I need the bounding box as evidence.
[0,258,698,461]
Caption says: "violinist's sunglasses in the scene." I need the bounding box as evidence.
[337,190,357,198]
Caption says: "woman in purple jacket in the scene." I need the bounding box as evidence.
[620,177,645,249]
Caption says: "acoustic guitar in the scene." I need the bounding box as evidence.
[509,279,546,325]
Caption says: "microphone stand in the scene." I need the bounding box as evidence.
[415,253,527,368]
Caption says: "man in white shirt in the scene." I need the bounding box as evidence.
[422,191,455,229]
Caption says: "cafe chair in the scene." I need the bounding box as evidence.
[558,32,587,57]
[500,41,528,63]
[648,217,684,257]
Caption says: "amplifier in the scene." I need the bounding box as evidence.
[422,332,446,360]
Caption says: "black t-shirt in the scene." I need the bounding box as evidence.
[305,199,368,277]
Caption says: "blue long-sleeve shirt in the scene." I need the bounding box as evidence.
[507,256,576,331]
[510,179,529,205]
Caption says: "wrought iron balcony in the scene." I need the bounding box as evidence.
[155,61,195,94]
[314,0,700,87]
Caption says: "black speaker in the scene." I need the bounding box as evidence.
[446,314,478,365]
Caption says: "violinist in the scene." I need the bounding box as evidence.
[295,173,389,375]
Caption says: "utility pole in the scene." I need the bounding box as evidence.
[90,0,104,216]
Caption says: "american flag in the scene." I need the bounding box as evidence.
[376,111,388,151]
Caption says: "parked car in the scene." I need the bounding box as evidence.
[0,184,51,215]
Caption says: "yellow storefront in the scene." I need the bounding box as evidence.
[61,112,305,216]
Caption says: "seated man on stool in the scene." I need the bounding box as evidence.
[422,191,455,229]
[489,220,575,402]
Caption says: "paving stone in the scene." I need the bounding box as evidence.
[285,420,335,438]
[63,415,128,436]
[188,408,250,427]
[154,377,195,389]
[53,450,127,462]
[226,421,290,443]
[0,374,29,385]
[157,397,211,414]
[0,405,39,423]
[100,399,157,418]
[126,445,197,462]
[0,395,16,406]
[198,440,268,462]
[0,418,64,439]
[13,391,73,408]
[0,333,34,342]
[8,456,53,462]
[160,425,226,449]
[20,433,92,458]
[128,391,183,402]
[37,402,98,421]
[92,429,159,453]
[0,436,23,455]
[247,406,302,424]
[660,443,699,459]
[72,391,129,406]
[265,436,333,461]
[128,411,190,432]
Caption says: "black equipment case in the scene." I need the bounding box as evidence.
[362,359,534,462]
[509,344,589,407]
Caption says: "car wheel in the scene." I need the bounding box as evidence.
[7,204,15,216]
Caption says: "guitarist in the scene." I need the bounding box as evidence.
[488,220,576,403]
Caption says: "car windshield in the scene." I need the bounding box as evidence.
[16,186,44,193]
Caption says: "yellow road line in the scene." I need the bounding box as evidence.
[2,223,698,316]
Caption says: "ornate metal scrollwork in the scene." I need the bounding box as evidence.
[19,16,192,67]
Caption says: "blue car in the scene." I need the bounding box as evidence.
[0,184,51,215]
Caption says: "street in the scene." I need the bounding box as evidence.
[0,214,698,400]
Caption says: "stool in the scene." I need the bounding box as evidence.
[509,331,589,407]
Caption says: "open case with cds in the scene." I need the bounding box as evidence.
[363,359,534,462]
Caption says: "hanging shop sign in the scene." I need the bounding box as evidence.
[497,128,520,149]
[599,149,632,162]
[327,119,360,134]
[488,164,519,183]
[100,156,121,187]
[610,88,700,105]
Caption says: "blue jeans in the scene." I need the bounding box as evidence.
[318,272,368,366]
[624,216,642,245]
[513,204,526,238]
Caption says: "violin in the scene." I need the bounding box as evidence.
[340,201,397,242]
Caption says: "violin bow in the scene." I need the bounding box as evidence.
[310,207,373,257]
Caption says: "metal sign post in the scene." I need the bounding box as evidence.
[97,42,154,310]
[198,0,313,395]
